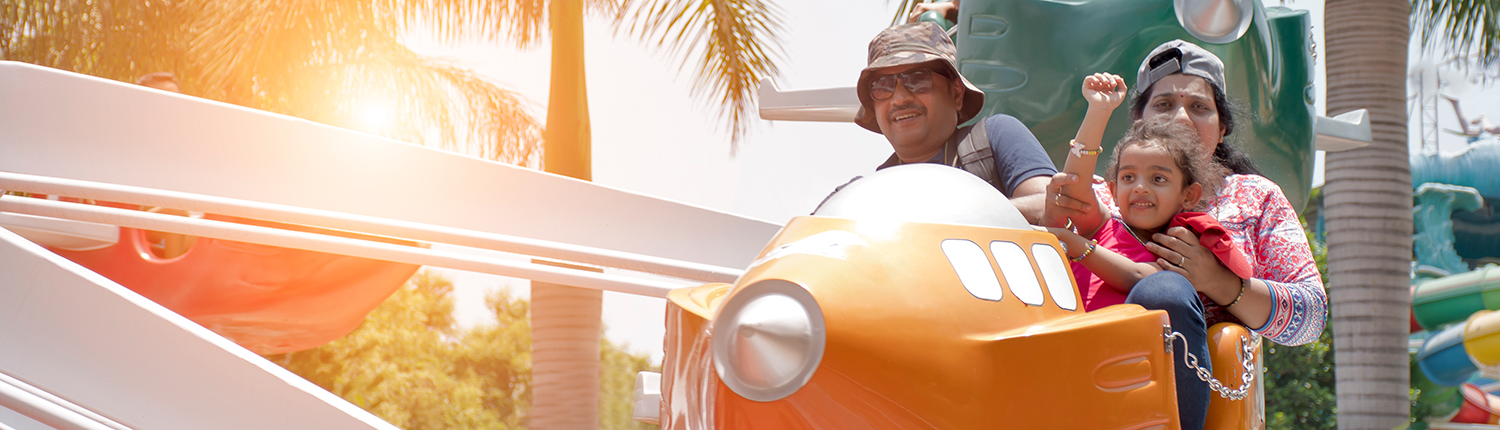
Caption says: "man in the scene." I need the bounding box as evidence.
[134,71,197,258]
[136,72,181,93]
[849,21,1055,223]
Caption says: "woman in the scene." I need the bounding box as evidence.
[1042,40,1326,430]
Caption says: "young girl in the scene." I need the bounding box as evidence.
[1050,73,1252,311]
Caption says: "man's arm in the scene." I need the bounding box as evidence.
[979,114,1059,224]
[1009,175,1050,224]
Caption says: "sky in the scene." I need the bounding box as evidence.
[397,0,1500,363]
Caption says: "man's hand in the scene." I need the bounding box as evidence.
[1038,173,1101,231]
[1082,73,1127,112]
[907,1,958,23]
[1009,175,1052,225]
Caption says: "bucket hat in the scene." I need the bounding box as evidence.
[1136,39,1227,94]
[854,22,984,134]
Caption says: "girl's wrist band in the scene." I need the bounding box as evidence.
[1069,139,1102,157]
[1069,239,1096,262]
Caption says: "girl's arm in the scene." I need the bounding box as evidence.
[1058,73,1127,236]
[1047,226,1161,292]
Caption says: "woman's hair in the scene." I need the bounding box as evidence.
[1105,120,1231,210]
[1129,76,1262,176]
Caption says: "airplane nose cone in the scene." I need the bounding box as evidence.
[723,293,815,388]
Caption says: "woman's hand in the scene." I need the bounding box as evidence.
[1081,73,1127,112]
[1040,172,1096,229]
[1146,226,1242,304]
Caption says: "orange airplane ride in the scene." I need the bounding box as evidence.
[659,165,1262,430]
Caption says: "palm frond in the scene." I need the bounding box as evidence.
[889,0,919,27]
[614,0,787,152]
[395,0,549,49]
[181,0,542,165]
[397,55,544,166]
[7,0,542,165]
[2,0,195,83]
[1413,0,1500,67]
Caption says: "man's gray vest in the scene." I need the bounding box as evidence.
[952,122,1003,192]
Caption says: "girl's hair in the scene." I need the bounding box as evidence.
[1129,76,1263,176]
[1105,120,1231,210]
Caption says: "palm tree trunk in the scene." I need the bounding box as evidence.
[533,0,600,429]
[1324,0,1413,428]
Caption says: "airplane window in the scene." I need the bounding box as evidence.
[1032,243,1078,311]
[990,241,1044,306]
[941,239,1005,301]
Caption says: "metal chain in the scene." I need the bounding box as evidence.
[1165,330,1258,401]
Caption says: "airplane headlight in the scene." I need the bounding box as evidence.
[712,279,826,402]
[1175,0,1254,44]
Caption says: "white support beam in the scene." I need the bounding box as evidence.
[0,228,400,429]
[1316,109,1373,152]
[757,79,859,122]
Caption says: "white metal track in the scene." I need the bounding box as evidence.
[0,171,741,284]
[0,228,401,430]
[0,196,684,298]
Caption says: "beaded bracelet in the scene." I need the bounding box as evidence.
[1069,139,1102,158]
[1220,278,1249,307]
[1069,239,1097,262]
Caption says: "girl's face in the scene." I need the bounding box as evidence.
[1141,74,1224,158]
[1109,144,1204,232]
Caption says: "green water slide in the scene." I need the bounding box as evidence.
[1414,266,1500,332]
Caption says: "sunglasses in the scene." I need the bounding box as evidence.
[867,67,949,101]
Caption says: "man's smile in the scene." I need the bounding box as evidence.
[888,103,926,126]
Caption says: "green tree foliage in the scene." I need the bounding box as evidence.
[602,334,657,430]
[267,270,658,429]
[1,0,542,164]
[1412,0,1500,66]
[1,0,788,155]
[1262,221,1337,429]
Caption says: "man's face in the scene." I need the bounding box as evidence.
[870,64,963,161]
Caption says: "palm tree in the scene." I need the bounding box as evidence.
[1325,1,1496,428]
[1324,1,1411,428]
[1,0,545,165]
[5,2,786,429]
[1322,3,1412,429]
[513,1,784,427]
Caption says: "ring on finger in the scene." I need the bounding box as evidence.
[1178,255,1186,266]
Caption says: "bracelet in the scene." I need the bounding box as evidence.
[1219,278,1249,307]
[1069,139,1102,157]
[1069,239,1096,262]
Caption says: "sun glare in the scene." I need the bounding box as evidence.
[354,101,393,134]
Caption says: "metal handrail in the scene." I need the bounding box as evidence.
[0,370,133,430]
[0,171,743,284]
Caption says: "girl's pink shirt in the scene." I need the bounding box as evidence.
[1089,174,1327,346]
